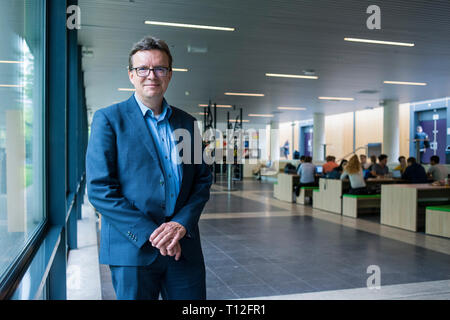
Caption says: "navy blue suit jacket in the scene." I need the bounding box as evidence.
[86,95,212,266]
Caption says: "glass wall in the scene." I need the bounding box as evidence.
[0,0,45,283]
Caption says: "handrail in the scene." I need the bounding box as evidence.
[337,145,368,162]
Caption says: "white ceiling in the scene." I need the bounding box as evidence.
[78,0,450,125]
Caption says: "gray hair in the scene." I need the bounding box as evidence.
[128,36,173,70]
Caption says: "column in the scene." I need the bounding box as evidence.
[270,121,280,169]
[382,99,399,162]
[313,113,325,162]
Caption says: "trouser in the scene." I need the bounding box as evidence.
[109,253,206,300]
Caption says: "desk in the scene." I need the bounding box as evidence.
[380,184,450,232]
[313,178,405,214]
[273,173,299,202]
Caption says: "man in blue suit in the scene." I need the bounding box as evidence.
[86,36,212,300]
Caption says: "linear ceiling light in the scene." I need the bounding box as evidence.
[225,92,264,97]
[277,106,307,111]
[266,73,318,80]
[229,119,250,122]
[344,37,414,47]
[172,68,189,72]
[0,60,24,64]
[0,84,24,88]
[198,104,232,108]
[248,113,274,117]
[118,88,136,92]
[318,96,354,101]
[145,20,235,32]
[383,81,427,86]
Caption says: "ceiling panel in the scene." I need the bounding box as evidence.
[78,0,450,124]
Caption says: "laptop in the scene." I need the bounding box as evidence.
[316,166,323,174]
[392,170,402,179]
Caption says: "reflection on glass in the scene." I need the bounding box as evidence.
[0,0,45,283]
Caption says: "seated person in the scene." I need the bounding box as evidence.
[295,155,306,172]
[323,155,338,174]
[371,154,389,177]
[402,157,428,183]
[394,156,407,174]
[341,155,369,194]
[326,159,348,179]
[284,162,297,174]
[359,154,371,170]
[295,156,316,196]
[427,155,448,182]
[367,155,378,172]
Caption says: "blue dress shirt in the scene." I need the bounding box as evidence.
[134,94,182,217]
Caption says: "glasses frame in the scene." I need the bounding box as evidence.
[129,66,172,78]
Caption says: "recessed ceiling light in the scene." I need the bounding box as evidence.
[118,88,136,92]
[145,20,235,32]
[265,73,318,80]
[173,68,188,72]
[225,92,264,97]
[277,106,307,111]
[344,37,414,47]
[318,96,355,101]
[198,104,232,108]
[248,113,274,117]
[383,81,427,86]
[0,60,24,64]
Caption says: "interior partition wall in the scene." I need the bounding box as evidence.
[0,0,87,300]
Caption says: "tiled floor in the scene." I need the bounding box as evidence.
[94,178,450,300]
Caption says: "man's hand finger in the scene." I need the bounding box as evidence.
[150,223,166,242]
[175,243,181,261]
[160,246,167,256]
[166,234,181,251]
[151,228,171,247]
[155,233,173,249]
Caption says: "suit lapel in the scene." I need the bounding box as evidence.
[123,95,162,169]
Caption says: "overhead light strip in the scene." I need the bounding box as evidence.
[277,106,307,111]
[118,88,136,92]
[0,84,24,88]
[266,73,318,80]
[145,20,235,32]
[225,92,264,97]
[318,97,354,101]
[172,68,189,72]
[344,37,414,47]
[383,81,427,86]
[248,113,274,117]
[229,119,250,122]
[198,104,232,108]
[0,60,24,64]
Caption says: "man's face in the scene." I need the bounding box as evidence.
[360,156,366,163]
[128,49,172,102]
[400,158,406,166]
[380,158,388,166]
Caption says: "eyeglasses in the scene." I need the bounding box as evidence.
[130,66,171,77]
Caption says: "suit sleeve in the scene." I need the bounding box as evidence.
[86,110,158,248]
[171,123,212,238]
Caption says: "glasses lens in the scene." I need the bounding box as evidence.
[137,67,149,77]
[154,67,167,77]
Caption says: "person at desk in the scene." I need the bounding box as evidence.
[341,155,368,195]
[326,159,348,179]
[394,156,407,174]
[359,154,371,170]
[371,154,389,177]
[402,157,428,183]
[428,155,448,182]
[414,125,429,164]
[323,155,338,174]
[295,156,316,196]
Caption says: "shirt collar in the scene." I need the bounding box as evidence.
[134,93,172,121]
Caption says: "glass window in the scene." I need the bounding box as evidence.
[0,0,45,282]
